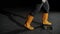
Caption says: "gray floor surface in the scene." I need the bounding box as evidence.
[0,8,60,34]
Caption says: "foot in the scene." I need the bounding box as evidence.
[43,21,52,25]
[24,24,34,30]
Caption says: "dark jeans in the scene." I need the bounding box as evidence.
[29,0,50,16]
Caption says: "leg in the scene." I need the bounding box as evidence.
[42,1,52,25]
[24,4,42,30]
[42,1,52,30]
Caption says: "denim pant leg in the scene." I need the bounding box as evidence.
[43,1,50,13]
[29,3,43,16]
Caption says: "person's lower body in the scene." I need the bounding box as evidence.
[24,1,52,30]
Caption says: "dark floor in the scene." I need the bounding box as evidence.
[0,8,60,34]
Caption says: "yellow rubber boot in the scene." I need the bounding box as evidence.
[42,13,51,25]
[24,15,34,30]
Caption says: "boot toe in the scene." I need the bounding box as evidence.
[43,21,52,25]
[24,24,34,30]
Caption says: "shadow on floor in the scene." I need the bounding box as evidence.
[0,9,44,34]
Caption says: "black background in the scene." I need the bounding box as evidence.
[0,0,60,11]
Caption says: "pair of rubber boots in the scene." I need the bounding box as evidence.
[24,13,52,30]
